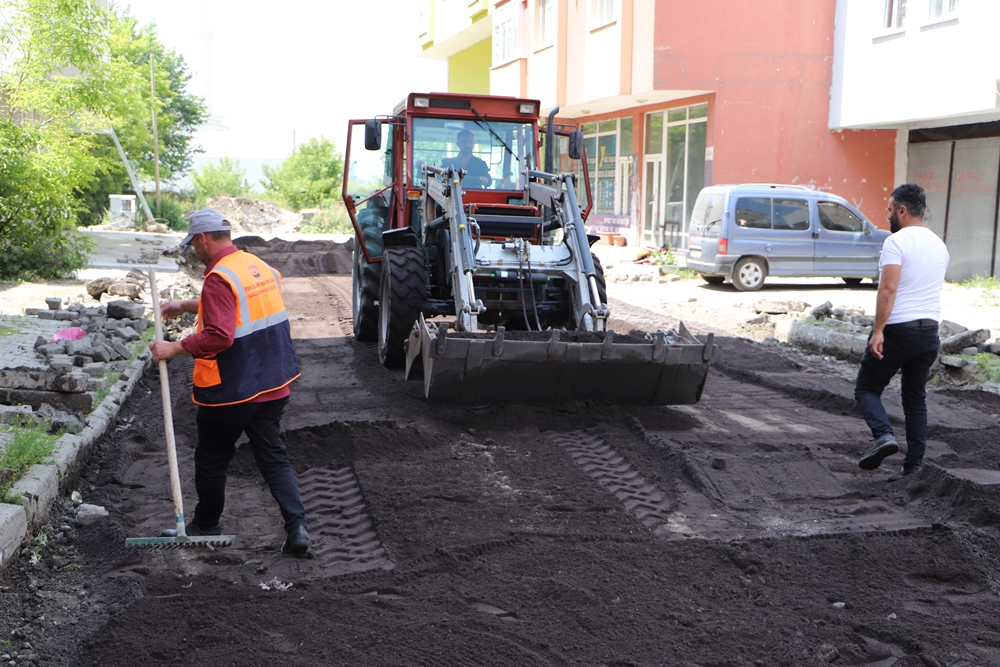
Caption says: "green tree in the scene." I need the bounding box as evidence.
[191,158,249,206]
[74,7,208,226]
[0,0,138,279]
[261,137,344,211]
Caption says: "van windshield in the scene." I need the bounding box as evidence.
[690,192,724,236]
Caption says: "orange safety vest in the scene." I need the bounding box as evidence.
[192,250,300,406]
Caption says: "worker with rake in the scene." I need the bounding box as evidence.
[149,208,310,555]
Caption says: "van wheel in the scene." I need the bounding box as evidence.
[701,275,725,285]
[733,257,766,292]
[842,277,863,286]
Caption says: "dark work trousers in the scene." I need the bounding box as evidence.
[854,323,940,467]
[192,396,306,533]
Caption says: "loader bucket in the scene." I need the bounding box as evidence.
[404,316,716,406]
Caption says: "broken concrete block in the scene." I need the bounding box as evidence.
[131,318,150,332]
[939,320,967,338]
[86,377,106,391]
[990,342,1000,355]
[107,300,146,320]
[0,367,90,393]
[23,307,40,316]
[107,282,142,299]
[91,345,112,363]
[0,404,32,425]
[85,277,114,299]
[112,326,140,342]
[37,310,55,320]
[960,346,980,356]
[48,355,75,372]
[33,336,48,351]
[45,297,62,310]
[940,355,968,368]
[54,311,75,321]
[0,388,92,414]
[941,328,990,354]
[808,301,832,320]
[37,343,65,357]
[83,307,102,317]
[111,341,133,360]
[65,338,93,356]
[82,362,106,377]
[75,504,108,526]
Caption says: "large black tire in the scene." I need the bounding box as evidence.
[378,246,427,368]
[732,257,766,292]
[352,247,379,342]
[701,274,725,285]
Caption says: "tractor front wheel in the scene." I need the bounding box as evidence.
[352,247,379,342]
[378,246,427,368]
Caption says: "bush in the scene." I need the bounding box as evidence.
[262,137,343,211]
[300,201,353,235]
[155,194,190,231]
[191,158,248,206]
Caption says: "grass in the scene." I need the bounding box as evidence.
[0,421,59,502]
[973,352,1000,383]
[662,267,699,280]
[647,246,678,266]
[955,274,1000,307]
[299,201,353,235]
[0,325,20,337]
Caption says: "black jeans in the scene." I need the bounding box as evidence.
[854,323,940,467]
[193,397,306,533]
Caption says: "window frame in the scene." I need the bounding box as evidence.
[590,0,616,31]
[883,0,907,29]
[927,0,959,21]
[492,2,520,67]
[535,0,556,51]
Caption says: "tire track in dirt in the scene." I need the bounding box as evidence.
[298,466,393,573]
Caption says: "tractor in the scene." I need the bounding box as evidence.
[342,92,714,405]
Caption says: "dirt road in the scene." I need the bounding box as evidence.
[4,245,1000,666]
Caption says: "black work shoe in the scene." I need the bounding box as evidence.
[859,435,899,470]
[281,525,309,555]
[901,463,923,476]
[160,521,222,538]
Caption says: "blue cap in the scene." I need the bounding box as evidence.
[180,208,231,246]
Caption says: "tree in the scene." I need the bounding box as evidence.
[0,0,139,279]
[74,7,208,225]
[261,137,344,211]
[191,158,249,205]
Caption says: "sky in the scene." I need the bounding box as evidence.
[118,0,447,185]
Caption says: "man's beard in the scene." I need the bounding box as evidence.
[889,211,901,233]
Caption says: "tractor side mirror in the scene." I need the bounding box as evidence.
[364,120,381,151]
[567,130,584,160]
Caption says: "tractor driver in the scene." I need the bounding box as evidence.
[442,129,492,190]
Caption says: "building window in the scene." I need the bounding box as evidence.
[536,0,556,49]
[884,0,907,29]
[493,2,519,66]
[579,117,634,217]
[928,0,958,20]
[591,0,615,28]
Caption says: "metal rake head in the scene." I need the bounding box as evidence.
[125,534,236,549]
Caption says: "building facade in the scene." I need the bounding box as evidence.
[421,0,898,251]
[832,0,1000,281]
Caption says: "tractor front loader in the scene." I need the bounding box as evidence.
[343,92,715,406]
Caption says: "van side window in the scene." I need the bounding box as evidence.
[818,202,864,232]
[773,199,809,231]
[734,197,772,228]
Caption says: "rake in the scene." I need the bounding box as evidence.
[125,268,236,549]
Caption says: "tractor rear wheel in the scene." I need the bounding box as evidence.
[592,253,608,304]
[378,246,427,368]
[352,247,379,342]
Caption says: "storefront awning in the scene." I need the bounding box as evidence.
[544,90,713,120]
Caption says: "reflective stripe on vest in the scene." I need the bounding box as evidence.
[192,251,300,406]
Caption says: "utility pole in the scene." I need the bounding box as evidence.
[151,54,161,218]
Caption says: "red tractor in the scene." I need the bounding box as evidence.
[342,92,714,405]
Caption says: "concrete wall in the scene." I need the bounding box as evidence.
[831,0,1000,130]
[449,39,492,94]
[653,0,896,225]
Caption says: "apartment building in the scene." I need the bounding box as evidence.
[420,1,897,250]
[832,0,1000,281]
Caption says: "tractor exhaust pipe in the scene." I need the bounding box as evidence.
[544,107,559,175]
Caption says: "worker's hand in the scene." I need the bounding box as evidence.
[479,176,490,187]
[149,340,186,362]
[160,300,186,319]
[868,331,885,361]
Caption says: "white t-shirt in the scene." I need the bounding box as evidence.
[879,225,950,324]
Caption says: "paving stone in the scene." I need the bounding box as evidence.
[0,388,93,413]
[0,405,32,424]
[111,341,133,360]
[0,367,89,392]
[107,301,146,319]
[54,311,76,321]
[45,298,62,310]
[82,362,106,377]
[37,310,55,320]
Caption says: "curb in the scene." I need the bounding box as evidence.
[0,349,153,569]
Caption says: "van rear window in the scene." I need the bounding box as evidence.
[690,192,724,235]
[735,197,809,231]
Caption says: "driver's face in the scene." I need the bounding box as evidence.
[457,133,475,155]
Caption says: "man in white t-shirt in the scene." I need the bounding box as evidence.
[856,184,949,475]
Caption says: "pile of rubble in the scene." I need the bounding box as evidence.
[0,271,200,434]
[783,300,994,380]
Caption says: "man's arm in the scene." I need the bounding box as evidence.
[869,263,900,360]
[149,276,237,362]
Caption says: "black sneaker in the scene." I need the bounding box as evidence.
[160,521,223,538]
[901,463,923,476]
[859,435,899,470]
[281,525,310,555]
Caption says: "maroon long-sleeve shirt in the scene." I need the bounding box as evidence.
[181,245,290,403]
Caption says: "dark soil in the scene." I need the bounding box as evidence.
[3,241,1000,667]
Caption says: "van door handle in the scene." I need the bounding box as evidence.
[812,231,819,239]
